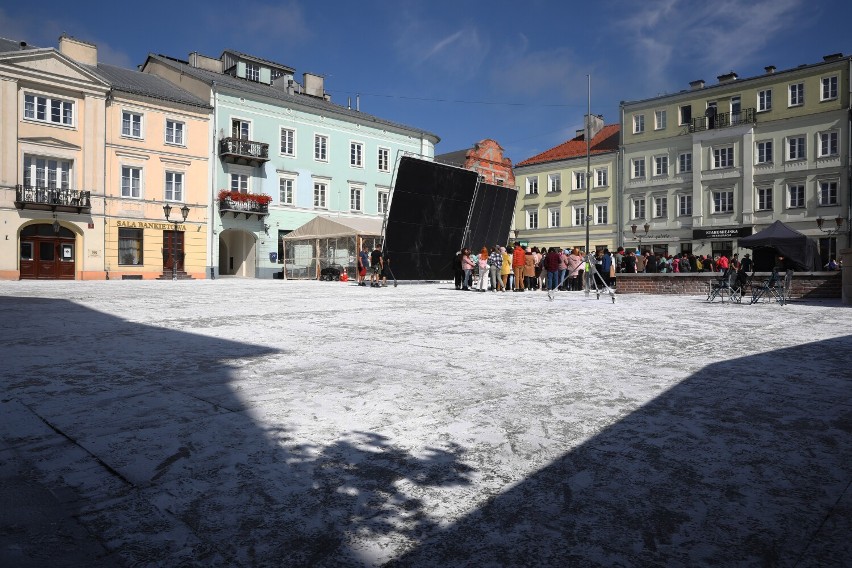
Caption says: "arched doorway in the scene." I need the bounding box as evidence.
[20,224,77,279]
[218,229,256,277]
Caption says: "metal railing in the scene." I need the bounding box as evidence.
[15,185,91,210]
[218,197,269,215]
[219,137,270,162]
[689,108,756,133]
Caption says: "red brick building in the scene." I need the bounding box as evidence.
[436,139,515,187]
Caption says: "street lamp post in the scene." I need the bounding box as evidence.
[163,203,190,281]
[816,216,845,265]
[630,222,651,251]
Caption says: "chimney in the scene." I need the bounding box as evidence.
[717,71,738,84]
[58,35,97,66]
[823,52,843,62]
[188,52,223,73]
[689,79,705,90]
[585,114,605,140]
[764,65,776,74]
[303,72,325,98]
[19,41,27,49]
[576,129,585,138]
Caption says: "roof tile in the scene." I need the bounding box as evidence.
[517,124,620,167]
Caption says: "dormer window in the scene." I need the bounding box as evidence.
[246,63,260,82]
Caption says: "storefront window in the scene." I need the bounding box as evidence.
[711,241,733,260]
[118,228,143,265]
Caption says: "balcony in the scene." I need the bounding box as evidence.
[14,185,92,213]
[219,137,270,167]
[689,108,756,133]
[217,190,270,219]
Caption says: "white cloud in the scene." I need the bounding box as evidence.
[392,15,489,79]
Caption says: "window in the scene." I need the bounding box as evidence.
[758,89,772,111]
[313,182,327,208]
[713,146,734,169]
[788,184,805,208]
[633,114,645,133]
[574,206,585,226]
[121,111,142,138]
[679,105,692,126]
[350,185,363,211]
[314,134,328,161]
[595,204,608,225]
[165,171,183,202]
[23,156,71,189]
[526,176,539,195]
[378,190,389,215]
[789,83,804,106]
[279,177,294,205]
[730,96,741,119]
[24,93,74,126]
[121,166,141,198]
[527,209,538,230]
[654,110,666,130]
[757,187,773,211]
[232,119,250,140]
[574,171,586,190]
[756,140,773,164]
[678,195,692,216]
[713,191,734,213]
[350,141,363,168]
[549,207,560,228]
[632,198,645,219]
[821,76,838,101]
[280,127,295,156]
[230,173,248,193]
[165,120,185,145]
[246,63,260,82]
[678,152,692,173]
[632,158,645,179]
[788,136,806,160]
[819,132,838,157]
[378,147,390,172]
[654,196,667,218]
[548,173,561,192]
[654,155,668,176]
[118,228,143,266]
[595,168,608,187]
[819,181,838,206]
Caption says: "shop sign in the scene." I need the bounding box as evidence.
[692,227,752,239]
[117,220,186,231]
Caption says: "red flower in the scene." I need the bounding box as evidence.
[218,190,272,205]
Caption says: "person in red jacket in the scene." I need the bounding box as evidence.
[512,242,526,291]
[717,253,730,272]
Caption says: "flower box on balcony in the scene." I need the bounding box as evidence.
[217,190,271,218]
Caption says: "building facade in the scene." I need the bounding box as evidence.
[514,118,620,251]
[436,139,516,187]
[143,51,439,278]
[620,55,851,264]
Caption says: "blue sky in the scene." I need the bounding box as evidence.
[2,0,851,164]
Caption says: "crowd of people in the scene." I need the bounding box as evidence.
[356,244,392,287]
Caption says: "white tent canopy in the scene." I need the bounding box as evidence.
[282,216,383,241]
[281,216,384,279]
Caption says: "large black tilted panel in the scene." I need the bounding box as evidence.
[466,182,518,251]
[384,157,479,280]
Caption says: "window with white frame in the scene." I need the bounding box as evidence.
[165,171,183,201]
[713,146,734,168]
[246,63,260,82]
[758,89,772,111]
[654,110,666,130]
[548,173,561,192]
[350,141,363,168]
[632,158,645,179]
[789,83,804,106]
[527,209,539,230]
[654,155,668,176]
[632,198,645,219]
[654,196,668,218]
[678,152,692,173]
[121,111,142,138]
[230,173,248,193]
[313,181,327,208]
[574,206,585,226]
[819,181,838,205]
[350,185,363,211]
[756,187,773,211]
[819,131,838,157]
[378,147,390,172]
[279,177,294,205]
[678,194,692,216]
[574,171,586,190]
[713,191,734,213]
[121,166,141,198]
[165,120,185,145]
[24,93,74,126]
[526,176,539,195]
[378,190,389,215]
[232,119,250,139]
[280,127,295,156]
[787,184,805,208]
[314,134,328,161]
[633,114,645,133]
[787,136,806,160]
[756,140,773,164]
[595,203,608,224]
[23,156,71,189]
[595,168,608,187]
[549,207,561,228]
[679,105,692,126]
[821,76,838,100]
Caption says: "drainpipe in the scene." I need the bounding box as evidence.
[209,82,217,279]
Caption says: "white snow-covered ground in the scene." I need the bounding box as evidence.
[0,279,850,567]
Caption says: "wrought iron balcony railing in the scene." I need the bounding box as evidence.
[219,137,270,166]
[218,196,269,219]
[689,108,756,133]
[15,185,91,213]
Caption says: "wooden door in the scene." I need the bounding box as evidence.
[163,230,185,271]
